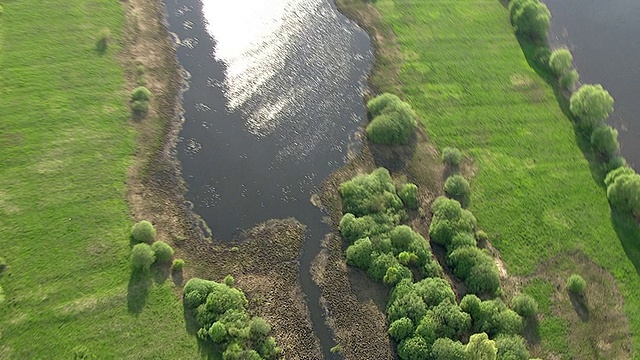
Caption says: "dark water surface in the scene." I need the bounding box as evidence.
[163,0,371,357]
[544,0,640,169]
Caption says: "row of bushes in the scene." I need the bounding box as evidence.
[508,0,640,220]
[365,93,418,145]
[338,168,535,359]
[183,278,280,359]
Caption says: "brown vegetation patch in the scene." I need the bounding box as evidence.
[526,251,632,359]
[120,0,321,357]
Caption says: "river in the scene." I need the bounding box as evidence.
[544,0,640,169]
[163,0,371,357]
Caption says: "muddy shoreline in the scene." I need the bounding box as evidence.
[121,0,322,357]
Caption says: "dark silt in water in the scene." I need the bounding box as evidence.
[544,0,640,169]
[163,0,372,357]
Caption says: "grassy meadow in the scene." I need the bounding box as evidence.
[363,0,640,357]
[0,0,200,357]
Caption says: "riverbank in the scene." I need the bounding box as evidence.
[123,0,323,358]
[335,0,637,358]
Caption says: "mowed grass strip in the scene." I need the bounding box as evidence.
[0,0,199,357]
[373,0,640,354]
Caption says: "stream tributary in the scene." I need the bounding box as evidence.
[163,0,372,357]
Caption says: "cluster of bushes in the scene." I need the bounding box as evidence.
[338,169,534,359]
[429,197,501,295]
[508,0,551,42]
[130,220,184,272]
[130,86,151,117]
[340,168,441,283]
[365,93,417,145]
[183,278,280,359]
[605,167,640,218]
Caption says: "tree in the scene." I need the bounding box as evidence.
[151,241,174,263]
[570,84,614,128]
[366,103,417,145]
[413,277,456,308]
[549,48,573,76]
[442,147,464,167]
[388,317,414,342]
[495,335,530,360]
[398,183,420,209]
[560,70,579,90]
[387,291,428,323]
[131,243,155,271]
[511,294,538,318]
[367,93,403,117]
[605,166,635,188]
[511,0,551,41]
[606,172,640,216]
[444,175,471,202]
[398,336,431,360]
[431,338,467,360]
[567,274,586,294]
[131,220,156,244]
[590,125,620,159]
[346,237,374,269]
[466,332,497,360]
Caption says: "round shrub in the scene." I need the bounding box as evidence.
[209,321,227,343]
[606,156,626,173]
[413,277,456,308]
[131,243,155,271]
[366,108,416,145]
[444,175,471,200]
[567,274,586,293]
[131,86,152,101]
[383,264,413,286]
[388,317,414,342]
[249,317,271,339]
[604,166,635,188]
[466,332,497,360]
[151,241,174,263]
[398,183,419,209]
[549,48,573,76]
[591,124,620,159]
[442,147,464,166]
[132,220,156,244]
[431,338,466,360]
[570,84,614,128]
[560,69,579,90]
[511,294,538,318]
[450,232,477,251]
[346,237,373,269]
[367,93,402,117]
[172,259,185,272]
[466,261,501,295]
[224,275,235,287]
[510,0,551,41]
[495,335,530,360]
[398,336,431,360]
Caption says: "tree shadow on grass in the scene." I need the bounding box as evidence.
[172,269,184,286]
[182,300,219,359]
[151,263,171,285]
[127,269,152,314]
[369,133,417,173]
[523,316,541,346]
[611,210,640,275]
[569,292,590,322]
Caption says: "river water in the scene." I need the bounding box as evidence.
[544,0,640,169]
[163,0,371,357]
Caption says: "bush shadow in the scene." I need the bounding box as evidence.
[151,262,171,285]
[523,316,541,346]
[127,269,152,314]
[569,291,590,322]
[172,269,185,286]
[182,300,219,359]
[611,210,640,275]
[369,133,417,172]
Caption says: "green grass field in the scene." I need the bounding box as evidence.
[0,0,200,357]
[369,0,640,357]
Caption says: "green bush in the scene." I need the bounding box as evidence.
[398,183,419,209]
[606,171,640,216]
[570,84,615,129]
[367,93,402,117]
[567,274,586,293]
[345,237,373,269]
[131,86,152,101]
[606,155,627,173]
[560,69,579,90]
[495,335,530,360]
[509,0,551,41]
[511,294,538,318]
[388,317,414,342]
[466,261,501,295]
[442,147,464,166]
[95,28,111,53]
[339,168,404,217]
[465,298,523,336]
[131,220,156,244]
[604,166,635,188]
[548,48,573,76]
[366,96,417,145]
[466,332,497,360]
[172,259,185,272]
[131,243,155,271]
[151,241,174,263]
[532,46,552,71]
[209,321,227,343]
[398,336,431,360]
[444,175,471,201]
[413,277,456,308]
[387,290,427,323]
[431,337,466,360]
[591,125,620,159]
[418,300,471,340]
[224,275,235,287]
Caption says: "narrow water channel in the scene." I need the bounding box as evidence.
[544,0,640,169]
[163,0,371,357]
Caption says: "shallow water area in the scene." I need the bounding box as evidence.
[164,0,371,357]
[545,0,640,169]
